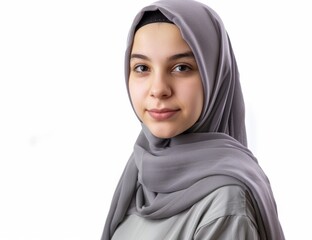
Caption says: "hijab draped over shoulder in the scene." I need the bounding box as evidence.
[101,0,285,239]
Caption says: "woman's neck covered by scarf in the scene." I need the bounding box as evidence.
[101,0,285,239]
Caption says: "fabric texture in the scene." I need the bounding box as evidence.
[101,0,285,239]
[111,185,260,240]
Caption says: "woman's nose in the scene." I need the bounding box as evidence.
[149,73,172,98]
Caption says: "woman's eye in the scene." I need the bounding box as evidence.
[173,64,191,72]
[134,65,149,73]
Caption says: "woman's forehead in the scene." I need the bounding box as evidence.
[131,23,190,54]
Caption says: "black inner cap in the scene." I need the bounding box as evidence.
[135,10,173,32]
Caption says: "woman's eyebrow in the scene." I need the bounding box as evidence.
[130,51,195,61]
[130,53,149,61]
[168,51,195,61]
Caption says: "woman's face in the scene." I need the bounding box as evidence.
[129,23,204,138]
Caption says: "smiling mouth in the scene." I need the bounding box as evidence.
[147,108,180,121]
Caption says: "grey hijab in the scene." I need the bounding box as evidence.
[101,0,285,239]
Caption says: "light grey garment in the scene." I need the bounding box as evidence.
[101,0,285,239]
[112,186,260,240]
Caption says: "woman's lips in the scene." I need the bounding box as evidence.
[147,108,180,121]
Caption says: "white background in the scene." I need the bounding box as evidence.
[0,0,311,239]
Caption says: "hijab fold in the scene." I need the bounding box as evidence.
[101,0,285,239]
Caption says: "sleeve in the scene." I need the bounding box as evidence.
[194,215,260,240]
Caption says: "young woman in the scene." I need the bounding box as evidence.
[101,0,285,239]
